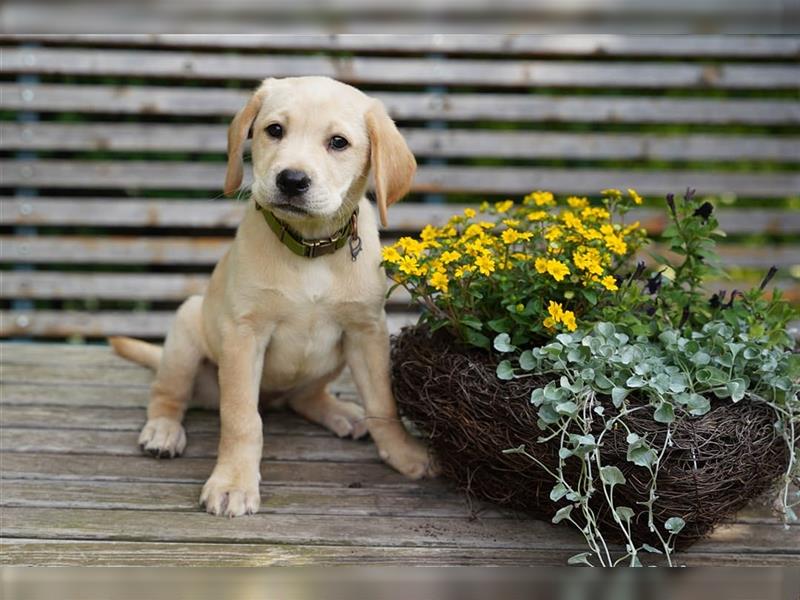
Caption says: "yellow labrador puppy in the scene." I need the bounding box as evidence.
[110,76,438,517]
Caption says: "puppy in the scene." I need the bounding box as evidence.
[110,76,438,517]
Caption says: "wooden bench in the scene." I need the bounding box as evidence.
[2,341,798,566]
[2,34,799,340]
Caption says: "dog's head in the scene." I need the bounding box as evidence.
[224,76,416,229]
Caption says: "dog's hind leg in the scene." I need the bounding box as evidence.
[139,295,205,458]
[288,371,369,439]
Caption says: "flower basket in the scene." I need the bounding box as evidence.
[382,188,798,565]
[391,323,789,550]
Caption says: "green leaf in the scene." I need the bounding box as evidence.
[555,401,578,416]
[611,387,629,407]
[626,375,646,388]
[463,328,490,349]
[581,288,598,306]
[493,333,514,353]
[616,506,634,522]
[641,543,663,554]
[550,483,568,502]
[627,440,657,468]
[654,402,675,424]
[596,322,615,338]
[600,465,626,486]
[664,517,685,535]
[530,388,545,406]
[496,360,514,381]
[487,317,512,333]
[567,552,593,566]
[552,505,573,524]
[726,378,747,402]
[519,350,536,371]
[461,316,484,331]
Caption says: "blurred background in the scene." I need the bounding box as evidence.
[1,32,799,341]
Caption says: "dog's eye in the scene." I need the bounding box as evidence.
[329,135,349,151]
[265,124,284,139]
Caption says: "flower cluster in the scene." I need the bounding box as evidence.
[382,189,646,348]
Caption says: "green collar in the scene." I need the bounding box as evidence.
[255,202,362,260]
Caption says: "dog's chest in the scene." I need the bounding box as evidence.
[260,262,345,388]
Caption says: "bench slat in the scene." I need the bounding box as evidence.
[0,310,419,338]
[4,47,799,89]
[4,122,798,162]
[5,272,796,303]
[5,34,799,59]
[4,160,798,197]
[3,235,796,267]
[4,84,797,125]
[6,199,800,234]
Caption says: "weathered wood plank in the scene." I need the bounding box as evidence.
[5,271,797,305]
[6,198,800,235]
[4,84,797,125]
[5,47,799,89]
[0,452,420,489]
[2,538,797,567]
[2,506,796,552]
[4,235,795,267]
[0,427,383,462]
[6,122,799,162]
[0,404,354,438]
[0,310,418,338]
[0,342,146,368]
[5,34,799,58]
[0,479,502,518]
[5,160,798,197]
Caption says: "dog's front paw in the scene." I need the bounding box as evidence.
[200,468,260,517]
[378,434,440,480]
[139,417,186,458]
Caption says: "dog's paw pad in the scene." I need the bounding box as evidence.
[200,473,260,517]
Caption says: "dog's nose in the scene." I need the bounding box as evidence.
[276,169,311,197]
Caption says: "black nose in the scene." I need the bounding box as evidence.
[276,169,311,196]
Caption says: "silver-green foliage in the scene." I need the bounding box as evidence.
[495,318,800,567]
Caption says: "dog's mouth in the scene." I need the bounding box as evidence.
[269,202,311,216]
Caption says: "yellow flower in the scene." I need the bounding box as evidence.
[511,252,530,261]
[527,191,555,207]
[420,225,439,242]
[600,224,615,235]
[502,218,520,228]
[515,303,525,313]
[479,201,490,212]
[397,236,425,257]
[543,317,557,329]
[604,233,628,255]
[474,254,496,276]
[398,255,422,276]
[527,210,548,222]
[623,221,641,235]
[381,245,402,264]
[601,188,623,199]
[567,196,589,209]
[600,275,619,292]
[440,250,462,264]
[545,259,570,282]
[627,188,643,205]
[428,270,449,294]
[495,200,514,213]
[581,228,603,241]
[561,310,577,332]
[547,300,564,322]
[463,207,477,219]
[454,265,472,278]
[561,211,584,231]
[573,247,604,276]
[479,221,495,229]
[463,223,485,239]
[534,257,548,274]
[545,226,563,242]
[581,206,611,221]
[501,228,521,244]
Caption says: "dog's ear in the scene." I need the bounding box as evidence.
[224,87,266,197]
[366,100,416,227]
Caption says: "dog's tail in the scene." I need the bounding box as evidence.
[108,336,162,370]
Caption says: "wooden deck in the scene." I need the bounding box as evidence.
[1,342,798,566]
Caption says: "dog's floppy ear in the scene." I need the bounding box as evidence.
[366,100,416,227]
[224,86,267,197]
